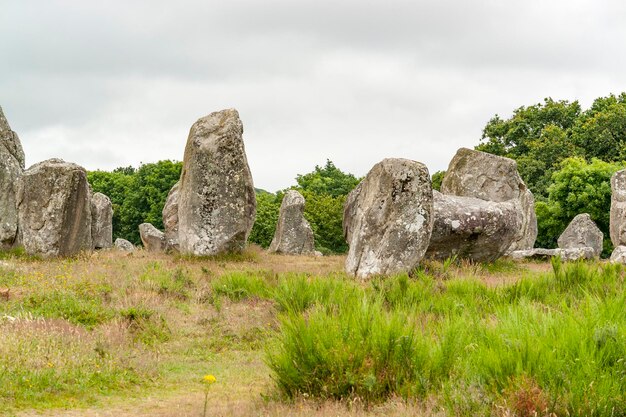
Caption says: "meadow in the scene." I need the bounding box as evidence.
[0,248,624,417]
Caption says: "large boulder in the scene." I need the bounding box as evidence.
[139,223,166,252]
[610,170,626,246]
[557,213,603,258]
[440,148,537,252]
[91,192,113,249]
[343,158,433,279]
[269,190,315,255]
[425,191,521,262]
[162,181,180,251]
[178,109,256,256]
[16,159,92,257]
[0,106,25,249]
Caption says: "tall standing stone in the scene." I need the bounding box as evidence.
[440,148,537,252]
[269,190,315,255]
[610,170,626,247]
[162,181,180,251]
[91,192,113,249]
[178,109,256,256]
[16,159,92,257]
[343,158,433,279]
[0,106,25,249]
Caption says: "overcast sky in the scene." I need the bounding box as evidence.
[1,1,625,191]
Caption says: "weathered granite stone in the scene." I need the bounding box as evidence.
[139,223,166,252]
[16,159,92,257]
[0,106,25,249]
[440,148,537,252]
[510,247,595,261]
[610,245,626,264]
[425,191,521,262]
[91,192,113,249]
[610,170,626,246]
[162,181,180,251]
[343,158,433,279]
[269,190,315,255]
[178,109,256,256]
[557,213,603,258]
[114,238,135,252]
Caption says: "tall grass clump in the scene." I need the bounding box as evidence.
[272,274,361,312]
[210,272,271,301]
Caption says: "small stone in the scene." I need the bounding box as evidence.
[269,190,315,255]
[114,238,135,252]
[610,245,626,264]
[139,223,166,252]
[557,213,603,258]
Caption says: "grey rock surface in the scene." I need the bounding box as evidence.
[510,247,595,261]
[425,191,521,262]
[0,106,25,249]
[269,190,315,255]
[557,213,603,258]
[91,192,113,249]
[610,170,626,246]
[343,158,433,279]
[440,148,537,252]
[114,238,135,252]
[162,181,180,251]
[139,223,166,252]
[610,245,626,264]
[16,159,92,257]
[178,109,256,256]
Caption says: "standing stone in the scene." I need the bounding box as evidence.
[425,191,521,262]
[91,192,113,249]
[139,223,166,252]
[269,190,315,255]
[0,106,25,249]
[16,159,92,257]
[557,213,603,258]
[440,148,537,252]
[178,109,256,256]
[114,238,135,252]
[610,170,626,246]
[162,181,180,251]
[343,158,433,279]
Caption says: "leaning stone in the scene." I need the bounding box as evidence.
[610,170,626,246]
[269,190,315,255]
[0,106,25,249]
[91,192,113,249]
[162,181,180,252]
[114,238,135,252]
[440,148,537,252]
[178,109,256,256]
[139,223,166,252]
[557,213,603,258]
[610,245,626,264]
[343,158,433,279]
[16,159,92,257]
[425,191,521,262]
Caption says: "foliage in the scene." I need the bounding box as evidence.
[431,170,445,191]
[88,160,182,244]
[249,192,282,248]
[535,157,623,253]
[301,191,349,254]
[295,160,360,198]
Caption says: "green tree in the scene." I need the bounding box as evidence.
[248,191,282,248]
[295,160,360,197]
[431,170,445,191]
[535,157,623,255]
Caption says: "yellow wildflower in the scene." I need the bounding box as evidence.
[203,374,216,385]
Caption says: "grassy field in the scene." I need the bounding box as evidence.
[0,248,624,417]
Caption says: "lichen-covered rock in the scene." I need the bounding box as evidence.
[343,158,433,279]
[269,190,315,255]
[425,191,521,262]
[162,181,180,251]
[441,148,537,252]
[91,192,113,249]
[557,213,603,258]
[510,247,595,261]
[16,159,92,257]
[610,170,626,246]
[610,245,626,264]
[178,109,256,256]
[139,223,166,252]
[114,238,135,252]
[0,106,25,249]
